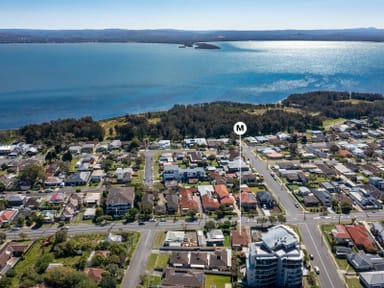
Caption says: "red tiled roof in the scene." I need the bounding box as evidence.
[49,192,65,203]
[339,149,352,156]
[85,267,105,282]
[180,187,199,210]
[214,184,229,199]
[0,210,16,222]
[220,197,234,205]
[345,224,377,252]
[231,228,250,247]
[201,194,219,210]
[332,224,351,239]
[239,192,257,204]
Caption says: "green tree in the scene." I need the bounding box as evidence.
[204,220,216,231]
[340,200,352,214]
[35,254,54,274]
[44,266,97,288]
[19,163,46,187]
[55,229,68,244]
[95,207,104,218]
[16,217,25,227]
[124,207,138,222]
[62,150,73,162]
[99,272,117,288]
[0,232,6,243]
[45,150,57,163]
[101,159,114,173]
[186,208,198,221]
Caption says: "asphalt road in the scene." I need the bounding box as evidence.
[242,144,346,288]
[143,150,156,187]
[6,147,384,287]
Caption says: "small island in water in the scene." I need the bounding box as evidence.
[179,42,220,49]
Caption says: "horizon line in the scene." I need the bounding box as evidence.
[0,27,382,31]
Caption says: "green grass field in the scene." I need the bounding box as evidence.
[204,274,231,288]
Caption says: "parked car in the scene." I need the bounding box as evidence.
[314,266,320,274]
[309,254,314,260]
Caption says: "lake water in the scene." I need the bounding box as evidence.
[0,41,383,129]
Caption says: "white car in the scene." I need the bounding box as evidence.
[314,266,320,274]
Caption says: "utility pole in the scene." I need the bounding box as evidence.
[233,122,247,235]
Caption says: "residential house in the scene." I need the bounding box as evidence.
[83,192,101,207]
[214,184,234,207]
[84,267,106,283]
[346,225,377,253]
[239,191,257,211]
[347,253,384,272]
[90,170,105,183]
[209,249,231,271]
[360,271,384,288]
[231,228,250,250]
[105,187,135,217]
[0,241,31,273]
[81,143,95,154]
[158,140,171,149]
[206,229,225,246]
[0,209,18,224]
[83,208,96,220]
[303,194,320,207]
[108,140,122,151]
[114,167,132,183]
[164,231,185,247]
[371,222,384,247]
[312,188,332,207]
[170,252,190,268]
[198,185,219,213]
[6,195,25,207]
[257,191,275,209]
[333,246,353,258]
[331,224,353,246]
[166,193,179,215]
[179,187,199,215]
[190,252,208,269]
[68,145,81,155]
[64,171,91,186]
[44,176,63,187]
[162,268,204,288]
[60,193,82,221]
[49,192,65,204]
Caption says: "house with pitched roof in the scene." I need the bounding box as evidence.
[360,271,384,288]
[179,187,199,215]
[214,184,234,207]
[105,186,135,217]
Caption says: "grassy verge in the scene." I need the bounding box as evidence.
[204,275,231,288]
[345,276,363,288]
[153,231,166,249]
[146,253,170,271]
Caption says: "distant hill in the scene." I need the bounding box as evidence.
[0,28,383,43]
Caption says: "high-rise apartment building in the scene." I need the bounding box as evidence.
[246,225,303,288]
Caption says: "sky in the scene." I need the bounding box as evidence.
[0,0,383,30]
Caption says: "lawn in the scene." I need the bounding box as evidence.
[146,253,158,271]
[204,274,231,288]
[131,170,144,185]
[157,253,170,268]
[146,253,170,271]
[153,231,166,249]
[138,275,162,287]
[345,276,363,288]
[224,234,231,247]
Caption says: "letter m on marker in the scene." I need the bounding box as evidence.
[236,124,245,132]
